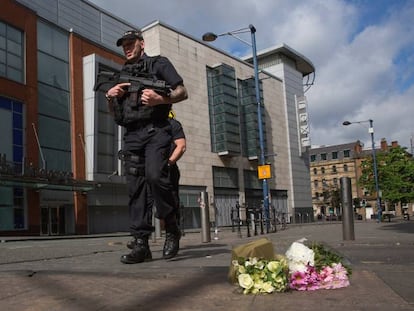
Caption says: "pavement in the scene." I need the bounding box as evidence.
[0,219,413,311]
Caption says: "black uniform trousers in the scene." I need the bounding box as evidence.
[169,163,181,223]
[124,120,176,238]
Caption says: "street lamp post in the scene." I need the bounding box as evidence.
[343,119,382,222]
[202,25,270,231]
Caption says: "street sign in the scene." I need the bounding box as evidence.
[258,164,271,179]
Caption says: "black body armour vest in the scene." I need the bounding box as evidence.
[113,56,171,127]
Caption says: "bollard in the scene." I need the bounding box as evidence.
[340,177,355,240]
[199,191,211,243]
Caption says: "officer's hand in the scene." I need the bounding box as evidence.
[141,89,164,106]
[107,82,130,98]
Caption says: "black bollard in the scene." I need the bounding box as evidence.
[340,177,355,240]
[199,191,211,243]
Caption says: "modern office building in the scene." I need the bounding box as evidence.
[0,0,314,236]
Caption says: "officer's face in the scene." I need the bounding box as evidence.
[122,38,144,62]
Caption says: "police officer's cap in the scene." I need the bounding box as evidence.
[116,30,144,46]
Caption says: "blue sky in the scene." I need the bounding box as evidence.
[89,0,414,150]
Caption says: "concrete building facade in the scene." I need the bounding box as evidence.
[0,0,314,236]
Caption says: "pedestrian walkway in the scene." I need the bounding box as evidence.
[0,220,413,311]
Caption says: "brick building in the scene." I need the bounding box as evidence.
[309,139,408,220]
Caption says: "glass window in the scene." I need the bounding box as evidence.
[38,83,70,120]
[239,77,265,158]
[213,166,238,188]
[332,151,338,159]
[38,52,69,90]
[332,165,337,173]
[37,21,68,61]
[0,96,26,231]
[37,114,71,171]
[0,63,5,76]
[42,148,71,171]
[310,154,316,162]
[344,164,348,172]
[321,153,327,160]
[344,150,350,157]
[207,64,241,155]
[321,167,325,174]
[244,169,261,189]
[0,21,24,83]
[96,87,118,174]
[37,22,70,172]
[313,168,317,175]
[38,115,70,150]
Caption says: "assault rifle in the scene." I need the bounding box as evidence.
[93,71,171,96]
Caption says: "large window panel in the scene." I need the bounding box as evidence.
[38,83,70,120]
[0,21,24,83]
[37,21,70,172]
[38,115,70,150]
[38,52,69,90]
[42,148,71,171]
[244,169,261,190]
[239,78,266,158]
[206,64,241,155]
[97,153,114,173]
[37,21,68,61]
[0,97,26,231]
[213,166,238,188]
[95,71,120,175]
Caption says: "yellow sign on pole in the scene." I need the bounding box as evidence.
[258,164,271,179]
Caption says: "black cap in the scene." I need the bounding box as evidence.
[116,30,144,46]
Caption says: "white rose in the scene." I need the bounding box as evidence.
[238,273,254,289]
[262,281,275,293]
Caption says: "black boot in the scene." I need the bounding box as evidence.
[120,238,152,264]
[126,238,137,250]
[163,228,181,259]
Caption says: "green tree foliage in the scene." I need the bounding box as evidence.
[359,145,414,204]
[321,184,341,209]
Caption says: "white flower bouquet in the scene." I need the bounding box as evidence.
[232,256,289,294]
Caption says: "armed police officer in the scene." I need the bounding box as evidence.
[105,30,188,264]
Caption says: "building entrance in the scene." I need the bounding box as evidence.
[40,205,65,235]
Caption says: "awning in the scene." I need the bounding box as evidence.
[0,175,97,192]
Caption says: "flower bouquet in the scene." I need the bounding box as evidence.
[230,238,351,294]
[232,256,289,294]
[286,239,351,291]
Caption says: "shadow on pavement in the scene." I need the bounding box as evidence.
[378,221,414,234]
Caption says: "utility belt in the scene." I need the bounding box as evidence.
[118,150,145,176]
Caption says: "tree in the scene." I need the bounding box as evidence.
[321,183,341,211]
[358,145,414,207]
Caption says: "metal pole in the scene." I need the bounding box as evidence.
[200,191,211,243]
[250,24,270,233]
[340,177,355,240]
[369,119,382,222]
[32,123,46,170]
